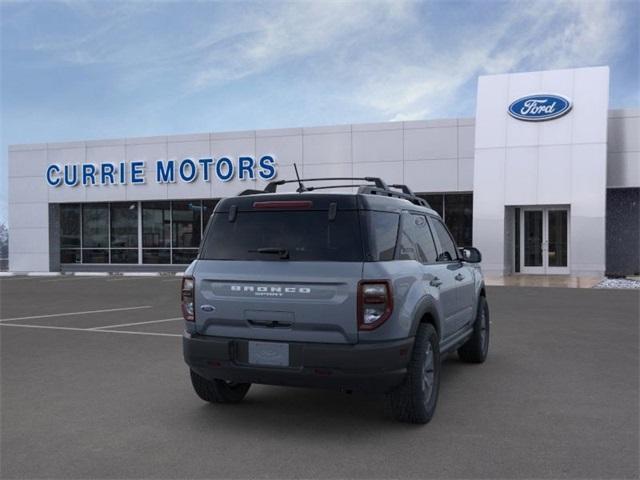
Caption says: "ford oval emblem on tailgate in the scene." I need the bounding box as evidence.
[200,305,215,312]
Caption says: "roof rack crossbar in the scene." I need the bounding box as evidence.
[304,184,370,192]
[357,186,430,208]
[265,177,388,193]
[260,176,431,208]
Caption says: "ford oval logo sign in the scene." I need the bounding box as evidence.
[508,94,572,121]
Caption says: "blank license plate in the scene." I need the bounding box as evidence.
[248,341,290,367]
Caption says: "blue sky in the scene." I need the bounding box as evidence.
[1,0,638,225]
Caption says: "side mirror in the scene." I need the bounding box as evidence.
[459,247,482,263]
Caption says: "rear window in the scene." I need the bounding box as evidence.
[201,210,363,261]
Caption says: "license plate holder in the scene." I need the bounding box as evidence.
[248,341,290,367]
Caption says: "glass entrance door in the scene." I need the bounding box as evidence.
[519,207,569,274]
[522,210,545,274]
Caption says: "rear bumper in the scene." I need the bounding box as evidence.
[183,333,414,393]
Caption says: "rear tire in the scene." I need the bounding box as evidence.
[386,323,440,424]
[189,369,251,404]
[457,296,490,363]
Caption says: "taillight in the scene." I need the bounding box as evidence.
[358,280,393,330]
[181,276,195,321]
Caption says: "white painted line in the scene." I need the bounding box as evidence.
[0,306,152,322]
[122,272,161,277]
[72,272,110,277]
[0,272,16,277]
[26,272,61,277]
[0,323,180,337]
[106,277,161,282]
[42,276,109,283]
[90,317,182,330]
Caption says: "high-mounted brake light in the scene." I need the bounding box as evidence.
[181,276,195,321]
[357,280,393,330]
[253,200,313,209]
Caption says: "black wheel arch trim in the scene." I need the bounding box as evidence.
[409,296,442,338]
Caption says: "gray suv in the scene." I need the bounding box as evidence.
[182,177,489,424]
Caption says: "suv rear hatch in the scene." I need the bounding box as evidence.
[193,195,363,344]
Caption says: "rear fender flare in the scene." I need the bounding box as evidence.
[409,296,442,339]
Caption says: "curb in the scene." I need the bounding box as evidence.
[72,272,110,277]
[1,271,184,277]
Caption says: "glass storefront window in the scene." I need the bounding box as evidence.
[111,249,138,264]
[111,203,138,248]
[83,204,109,248]
[142,202,171,248]
[444,193,473,247]
[172,201,202,248]
[142,249,170,264]
[82,249,109,264]
[171,249,199,264]
[60,249,81,263]
[60,204,81,248]
[59,199,220,265]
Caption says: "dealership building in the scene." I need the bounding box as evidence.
[7,66,640,276]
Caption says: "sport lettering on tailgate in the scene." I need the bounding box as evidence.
[213,282,334,299]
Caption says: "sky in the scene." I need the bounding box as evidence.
[1,0,638,226]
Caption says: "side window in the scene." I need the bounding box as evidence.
[431,218,458,262]
[397,213,438,263]
[367,211,400,261]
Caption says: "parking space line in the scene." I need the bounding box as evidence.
[0,306,152,322]
[106,277,167,282]
[0,277,44,282]
[0,323,180,337]
[90,317,182,330]
[41,276,109,283]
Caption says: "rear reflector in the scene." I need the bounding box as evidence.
[253,200,313,209]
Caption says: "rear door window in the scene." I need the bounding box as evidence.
[201,210,363,261]
[397,213,438,263]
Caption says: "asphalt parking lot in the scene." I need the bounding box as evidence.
[0,276,638,479]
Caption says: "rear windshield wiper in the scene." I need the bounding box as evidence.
[248,247,290,260]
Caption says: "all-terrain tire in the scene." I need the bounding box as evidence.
[386,323,440,424]
[457,295,490,363]
[189,369,251,403]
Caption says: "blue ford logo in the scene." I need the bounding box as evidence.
[508,94,572,121]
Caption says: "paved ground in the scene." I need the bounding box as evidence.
[1,276,638,479]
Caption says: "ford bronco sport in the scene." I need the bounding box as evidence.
[182,177,489,424]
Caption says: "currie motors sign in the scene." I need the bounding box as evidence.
[45,155,277,187]
[508,94,572,121]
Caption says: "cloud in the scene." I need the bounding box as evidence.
[350,0,626,121]
[188,1,414,90]
[2,0,632,121]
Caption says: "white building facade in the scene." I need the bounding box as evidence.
[7,66,640,276]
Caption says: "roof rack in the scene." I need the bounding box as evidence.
[242,177,431,208]
[263,177,388,193]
